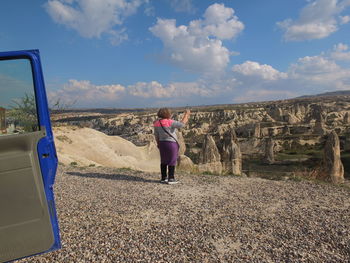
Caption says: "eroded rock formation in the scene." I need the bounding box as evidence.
[264,137,275,164]
[198,134,222,174]
[221,130,242,175]
[267,104,283,121]
[344,112,350,124]
[313,113,326,135]
[282,125,290,135]
[53,93,350,179]
[177,131,186,156]
[253,123,261,138]
[285,113,299,124]
[308,104,326,123]
[323,131,344,184]
[177,155,194,172]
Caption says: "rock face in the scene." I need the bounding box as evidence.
[285,113,299,125]
[221,130,242,175]
[292,103,307,120]
[313,113,326,135]
[323,131,344,184]
[267,104,283,121]
[308,104,325,122]
[268,127,277,137]
[198,134,222,174]
[177,155,194,172]
[344,112,350,124]
[264,137,275,164]
[53,95,350,180]
[282,125,290,135]
[176,132,194,171]
[253,123,261,138]
[263,114,274,122]
[177,131,186,156]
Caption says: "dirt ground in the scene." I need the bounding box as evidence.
[18,165,350,262]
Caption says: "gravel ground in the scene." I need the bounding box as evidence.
[17,166,350,263]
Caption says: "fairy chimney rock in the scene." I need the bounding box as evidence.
[198,134,222,174]
[264,137,275,164]
[313,113,326,135]
[222,130,242,175]
[177,131,186,156]
[344,112,350,124]
[253,123,261,138]
[323,131,344,184]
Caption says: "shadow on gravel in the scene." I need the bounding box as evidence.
[67,171,159,184]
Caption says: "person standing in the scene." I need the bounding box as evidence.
[153,108,190,184]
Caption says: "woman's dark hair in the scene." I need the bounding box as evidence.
[157,108,171,119]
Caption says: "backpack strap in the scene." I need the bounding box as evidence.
[159,119,180,148]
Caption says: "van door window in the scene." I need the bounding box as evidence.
[0,58,39,135]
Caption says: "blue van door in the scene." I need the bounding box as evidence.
[0,50,60,262]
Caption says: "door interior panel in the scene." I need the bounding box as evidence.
[0,131,54,262]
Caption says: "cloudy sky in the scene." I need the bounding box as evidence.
[1,0,350,108]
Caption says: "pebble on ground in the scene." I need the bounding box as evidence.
[17,166,350,262]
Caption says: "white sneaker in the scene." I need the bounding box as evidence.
[167,179,179,185]
[160,179,168,184]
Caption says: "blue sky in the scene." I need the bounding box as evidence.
[1,0,350,108]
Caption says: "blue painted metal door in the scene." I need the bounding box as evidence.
[0,50,60,262]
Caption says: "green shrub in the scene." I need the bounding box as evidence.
[8,93,38,132]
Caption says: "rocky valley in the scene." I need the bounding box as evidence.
[29,93,350,262]
[53,93,350,182]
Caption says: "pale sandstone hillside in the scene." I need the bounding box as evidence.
[54,127,160,172]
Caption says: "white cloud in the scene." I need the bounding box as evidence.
[334,42,349,51]
[339,15,350,24]
[49,79,215,107]
[45,0,145,44]
[230,46,350,102]
[231,61,294,102]
[149,3,244,73]
[128,80,212,98]
[232,90,295,103]
[48,44,350,107]
[288,56,340,76]
[144,5,155,16]
[128,81,174,98]
[232,61,287,81]
[331,43,350,60]
[170,0,195,13]
[48,79,125,106]
[277,0,350,41]
[287,55,350,89]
